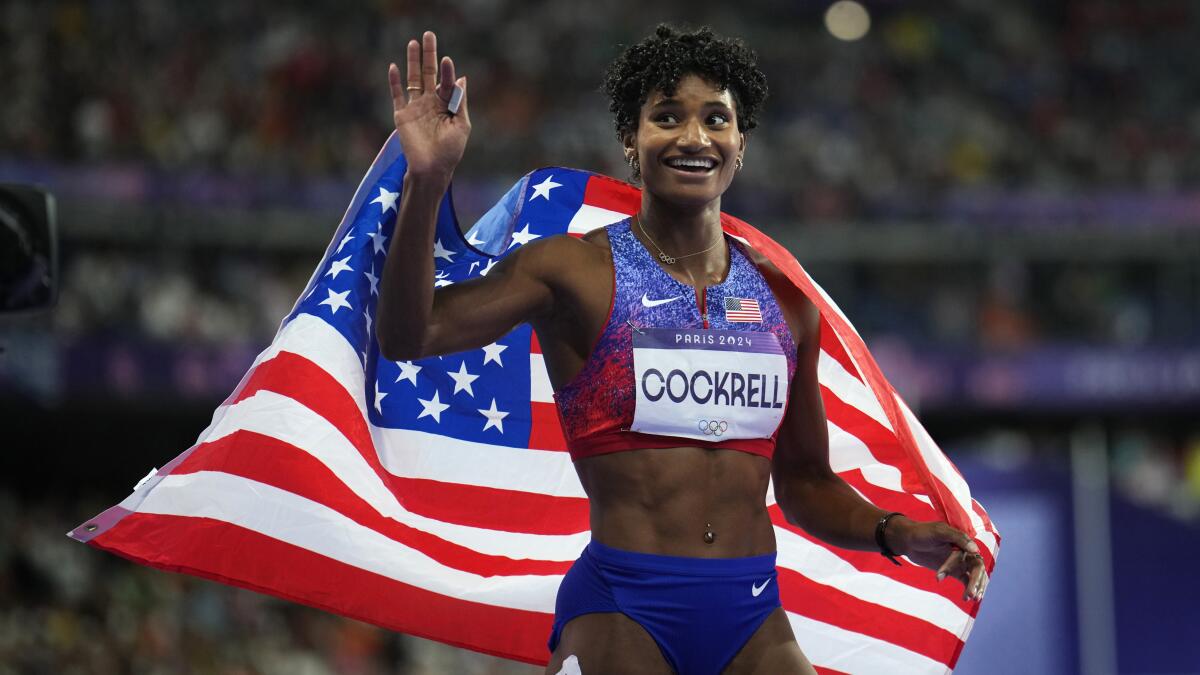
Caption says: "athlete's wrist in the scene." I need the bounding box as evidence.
[878,509,912,562]
[880,513,914,557]
[403,169,453,197]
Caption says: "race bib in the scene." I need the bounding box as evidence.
[630,327,789,442]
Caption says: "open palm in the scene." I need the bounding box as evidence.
[388,31,471,181]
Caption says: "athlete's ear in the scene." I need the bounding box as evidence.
[622,131,637,161]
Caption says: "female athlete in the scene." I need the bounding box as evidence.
[377,24,988,675]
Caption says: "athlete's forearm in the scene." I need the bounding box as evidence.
[377,171,451,360]
[775,471,913,554]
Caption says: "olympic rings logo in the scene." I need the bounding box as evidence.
[698,419,729,436]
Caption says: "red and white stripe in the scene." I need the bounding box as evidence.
[73,137,998,672]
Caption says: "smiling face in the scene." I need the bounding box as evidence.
[625,73,746,210]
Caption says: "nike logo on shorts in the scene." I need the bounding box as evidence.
[641,293,683,308]
[751,578,772,597]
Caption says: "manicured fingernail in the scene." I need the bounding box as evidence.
[967,542,979,553]
[937,572,945,582]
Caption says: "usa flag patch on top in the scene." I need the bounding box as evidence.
[724,296,762,322]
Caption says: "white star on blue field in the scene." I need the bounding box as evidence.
[287,159,591,448]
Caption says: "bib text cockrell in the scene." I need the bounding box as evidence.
[640,368,785,409]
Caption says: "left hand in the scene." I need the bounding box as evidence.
[891,518,989,602]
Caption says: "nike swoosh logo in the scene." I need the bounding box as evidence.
[641,293,683,308]
[751,578,772,597]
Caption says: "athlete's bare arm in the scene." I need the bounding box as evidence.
[768,292,885,547]
[376,31,597,362]
[750,252,989,601]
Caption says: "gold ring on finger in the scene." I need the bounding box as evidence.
[406,86,422,92]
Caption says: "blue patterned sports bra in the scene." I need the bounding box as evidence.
[553,218,797,461]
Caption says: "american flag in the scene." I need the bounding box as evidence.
[724,296,763,323]
[70,132,998,673]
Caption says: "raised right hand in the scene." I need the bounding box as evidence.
[388,31,471,182]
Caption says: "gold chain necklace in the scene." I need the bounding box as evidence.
[634,214,723,265]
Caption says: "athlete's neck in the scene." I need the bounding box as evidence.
[637,194,722,250]
[635,195,726,275]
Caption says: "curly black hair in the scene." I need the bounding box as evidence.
[602,24,768,141]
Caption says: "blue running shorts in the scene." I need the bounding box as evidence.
[548,540,781,674]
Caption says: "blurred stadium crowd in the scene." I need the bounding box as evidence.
[2,1,1199,672]
[0,0,1191,350]
[4,1,1199,210]
[0,493,536,675]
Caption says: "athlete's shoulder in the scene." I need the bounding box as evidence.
[734,236,771,267]
[516,228,610,259]
[580,224,613,248]
[735,236,819,337]
[501,229,611,281]
[539,225,613,262]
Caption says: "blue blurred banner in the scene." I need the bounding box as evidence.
[953,456,1200,675]
[875,345,1200,410]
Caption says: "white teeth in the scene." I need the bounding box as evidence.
[667,158,715,169]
